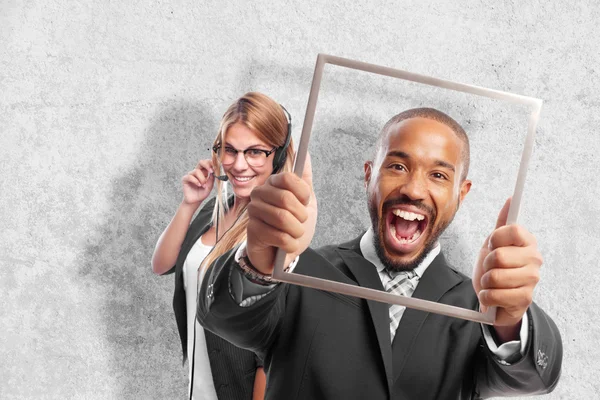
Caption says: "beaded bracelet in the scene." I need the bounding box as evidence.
[236,250,277,286]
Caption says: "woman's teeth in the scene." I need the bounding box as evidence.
[234,176,255,182]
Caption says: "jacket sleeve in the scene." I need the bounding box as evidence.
[196,247,288,359]
[473,302,563,398]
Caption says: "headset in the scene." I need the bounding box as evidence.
[272,104,292,173]
[189,104,291,400]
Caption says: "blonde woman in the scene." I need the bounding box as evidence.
[152,92,294,400]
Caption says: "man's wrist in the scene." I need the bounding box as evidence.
[234,242,300,285]
[493,321,522,344]
[237,250,276,286]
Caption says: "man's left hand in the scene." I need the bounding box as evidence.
[473,198,543,342]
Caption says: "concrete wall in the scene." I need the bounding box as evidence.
[2,1,598,398]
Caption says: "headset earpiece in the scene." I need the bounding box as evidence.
[272,105,292,173]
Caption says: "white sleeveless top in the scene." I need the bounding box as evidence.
[182,236,218,400]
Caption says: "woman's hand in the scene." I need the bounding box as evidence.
[181,159,216,205]
[152,159,215,275]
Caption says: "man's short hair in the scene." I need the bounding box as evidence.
[375,108,470,181]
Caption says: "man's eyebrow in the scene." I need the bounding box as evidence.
[386,150,411,159]
[434,160,455,172]
[386,150,455,172]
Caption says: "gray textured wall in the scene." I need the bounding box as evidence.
[1,1,599,399]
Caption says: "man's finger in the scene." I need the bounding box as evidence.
[256,186,309,221]
[480,264,541,289]
[266,173,312,206]
[271,151,314,200]
[480,197,512,251]
[301,152,314,189]
[489,224,538,250]
[494,197,512,229]
[478,287,533,310]
[482,246,543,272]
[247,218,301,254]
[248,201,306,239]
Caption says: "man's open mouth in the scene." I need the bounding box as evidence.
[384,207,429,253]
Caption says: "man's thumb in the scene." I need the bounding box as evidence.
[495,197,512,229]
[301,152,314,188]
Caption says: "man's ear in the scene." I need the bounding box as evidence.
[459,179,472,203]
[364,161,373,189]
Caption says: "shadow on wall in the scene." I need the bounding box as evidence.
[74,59,477,398]
[78,99,218,399]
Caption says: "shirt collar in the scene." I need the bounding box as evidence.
[359,227,441,278]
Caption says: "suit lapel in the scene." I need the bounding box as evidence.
[337,237,394,395]
[391,252,462,383]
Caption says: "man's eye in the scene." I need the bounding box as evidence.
[391,164,406,171]
[432,172,447,180]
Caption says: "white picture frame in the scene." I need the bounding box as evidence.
[272,53,542,325]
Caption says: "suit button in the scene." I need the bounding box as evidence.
[536,349,548,370]
[207,283,214,299]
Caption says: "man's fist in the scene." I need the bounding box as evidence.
[473,198,543,342]
[246,154,318,274]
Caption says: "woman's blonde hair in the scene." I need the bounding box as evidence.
[201,92,295,271]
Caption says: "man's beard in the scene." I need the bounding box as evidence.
[367,196,454,272]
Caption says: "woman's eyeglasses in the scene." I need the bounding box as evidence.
[212,144,277,167]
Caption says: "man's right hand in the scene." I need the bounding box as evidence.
[246,154,317,274]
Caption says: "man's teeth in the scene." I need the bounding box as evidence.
[392,209,425,221]
[390,225,422,243]
[234,176,254,182]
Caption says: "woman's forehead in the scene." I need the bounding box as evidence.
[224,122,269,148]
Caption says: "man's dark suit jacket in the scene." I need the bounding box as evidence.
[162,196,261,400]
[197,235,562,400]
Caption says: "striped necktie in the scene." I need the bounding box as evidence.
[383,269,419,342]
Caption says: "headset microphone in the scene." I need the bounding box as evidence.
[213,174,228,181]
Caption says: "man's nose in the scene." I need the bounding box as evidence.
[397,172,427,201]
